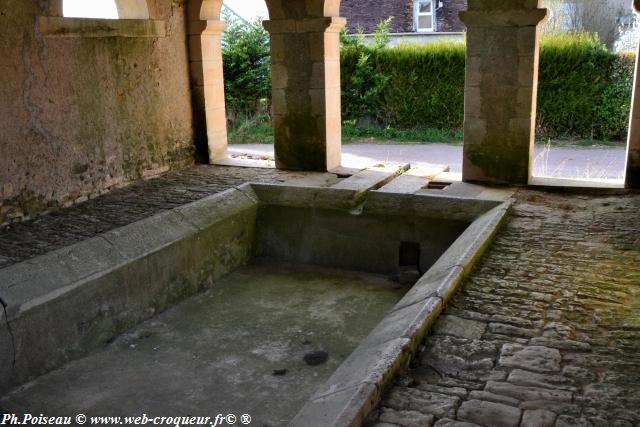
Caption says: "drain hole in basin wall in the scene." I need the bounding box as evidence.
[397,242,422,286]
[425,181,451,190]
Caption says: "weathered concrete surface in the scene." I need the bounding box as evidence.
[377,165,449,194]
[256,204,470,276]
[288,194,510,427]
[331,164,408,194]
[0,0,195,225]
[1,264,404,425]
[0,187,258,393]
[369,190,640,426]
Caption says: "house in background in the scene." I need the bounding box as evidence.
[340,0,467,45]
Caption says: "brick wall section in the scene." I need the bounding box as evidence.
[341,0,414,33]
[341,0,467,33]
[436,0,467,31]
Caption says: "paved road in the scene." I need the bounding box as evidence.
[229,143,627,180]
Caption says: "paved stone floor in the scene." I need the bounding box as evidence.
[0,165,295,269]
[368,190,640,427]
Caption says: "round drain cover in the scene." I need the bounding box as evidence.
[303,350,329,366]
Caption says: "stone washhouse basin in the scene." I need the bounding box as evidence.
[0,183,510,426]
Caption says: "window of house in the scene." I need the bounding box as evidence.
[63,0,119,19]
[415,0,435,32]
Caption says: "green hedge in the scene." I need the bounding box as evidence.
[341,34,635,141]
[537,34,634,141]
[222,18,271,116]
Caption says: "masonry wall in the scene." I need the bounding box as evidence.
[436,0,466,32]
[0,0,195,225]
[340,0,414,33]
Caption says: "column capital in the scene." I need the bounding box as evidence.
[202,19,226,35]
[459,9,547,27]
[263,17,346,35]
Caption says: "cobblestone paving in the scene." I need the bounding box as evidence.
[369,190,640,427]
[0,165,295,269]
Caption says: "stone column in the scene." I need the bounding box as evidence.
[460,5,547,185]
[625,0,640,187]
[187,0,227,162]
[49,0,63,16]
[115,0,150,19]
[263,17,345,171]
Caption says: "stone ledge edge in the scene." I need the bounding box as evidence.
[288,199,512,427]
[38,16,167,38]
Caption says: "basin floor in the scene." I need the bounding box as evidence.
[2,263,405,425]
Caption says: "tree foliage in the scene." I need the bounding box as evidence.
[541,0,632,49]
[340,18,392,123]
[340,33,633,140]
[222,16,271,116]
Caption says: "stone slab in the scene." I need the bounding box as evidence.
[174,187,257,231]
[378,407,435,427]
[434,419,482,427]
[376,174,431,194]
[468,390,519,407]
[102,210,198,259]
[376,165,448,194]
[457,399,521,427]
[385,387,460,419]
[434,315,487,340]
[249,183,359,211]
[0,236,126,320]
[485,381,573,403]
[331,164,408,194]
[521,409,557,427]
[498,344,562,373]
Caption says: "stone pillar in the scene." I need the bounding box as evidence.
[460,4,547,185]
[263,17,345,171]
[49,0,63,16]
[115,0,150,19]
[187,0,227,162]
[625,0,640,187]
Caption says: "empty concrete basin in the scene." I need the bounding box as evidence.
[0,183,510,426]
